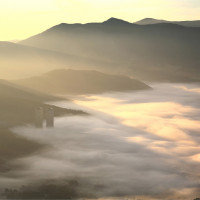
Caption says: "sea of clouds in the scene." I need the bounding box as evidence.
[3,83,200,199]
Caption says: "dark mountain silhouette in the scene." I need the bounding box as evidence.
[0,80,86,172]
[135,18,200,27]
[20,18,200,82]
[13,69,150,95]
[103,17,132,25]
[0,79,86,127]
[177,20,200,27]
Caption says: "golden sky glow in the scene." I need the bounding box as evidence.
[0,0,200,41]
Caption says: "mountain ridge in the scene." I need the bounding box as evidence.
[135,18,200,27]
[103,17,132,25]
[19,19,200,82]
[0,80,86,173]
[13,68,151,95]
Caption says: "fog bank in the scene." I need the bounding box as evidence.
[3,83,200,199]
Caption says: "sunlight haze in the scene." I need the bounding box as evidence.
[1,0,200,198]
[0,0,200,41]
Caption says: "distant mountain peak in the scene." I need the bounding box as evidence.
[143,18,156,20]
[103,17,130,24]
[135,18,168,25]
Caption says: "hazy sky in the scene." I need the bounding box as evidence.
[0,0,200,41]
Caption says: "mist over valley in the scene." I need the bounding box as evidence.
[0,16,200,200]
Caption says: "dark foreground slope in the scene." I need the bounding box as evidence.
[0,80,86,172]
[13,69,150,95]
[20,18,200,82]
[0,80,85,127]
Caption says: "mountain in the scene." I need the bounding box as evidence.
[0,42,108,79]
[0,80,53,171]
[13,69,150,95]
[0,80,86,172]
[103,17,132,25]
[135,18,168,25]
[135,18,200,27]
[177,20,200,27]
[0,79,86,127]
[20,18,200,82]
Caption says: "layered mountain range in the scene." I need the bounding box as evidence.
[0,17,199,82]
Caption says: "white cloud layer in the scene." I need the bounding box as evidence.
[3,83,200,199]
